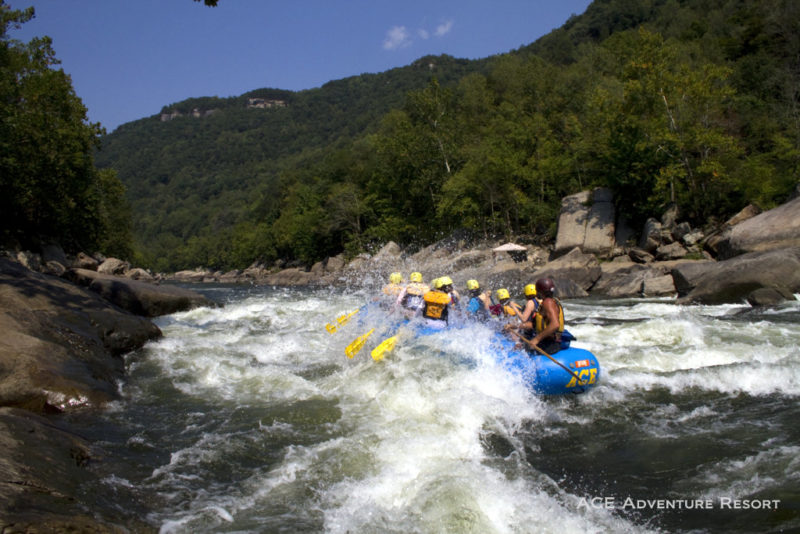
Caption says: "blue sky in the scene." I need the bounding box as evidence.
[7,0,593,132]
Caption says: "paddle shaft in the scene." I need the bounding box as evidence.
[508,330,583,384]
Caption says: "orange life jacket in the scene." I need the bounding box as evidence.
[422,290,451,321]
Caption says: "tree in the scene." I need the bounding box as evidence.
[592,28,743,225]
[0,2,132,254]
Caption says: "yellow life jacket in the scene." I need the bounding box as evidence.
[534,297,565,339]
[422,290,451,320]
[382,283,404,296]
[502,301,521,317]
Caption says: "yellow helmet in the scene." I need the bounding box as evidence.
[410,272,423,283]
[439,276,453,287]
[389,272,403,284]
[524,283,537,297]
[496,288,510,301]
[466,279,480,290]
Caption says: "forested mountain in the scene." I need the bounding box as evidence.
[96,0,800,273]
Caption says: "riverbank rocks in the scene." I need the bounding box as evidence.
[0,407,152,532]
[714,196,800,259]
[677,247,800,305]
[0,258,162,412]
[66,268,216,317]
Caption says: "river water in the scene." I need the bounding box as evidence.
[60,285,800,533]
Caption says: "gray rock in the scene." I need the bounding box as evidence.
[655,242,688,261]
[533,247,602,291]
[746,287,796,307]
[716,196,800,259]
[97,257,129,275]
[594,270,647,298]
[677,248,800,305]
[0,258,161,412]
[681,230,704,246]
[554,188,616,258]
[554,191,590,255]
[263,267,316,286]
[126,267,154,281]
[642,274,676,296]
[0,407,151,532]
[66,268,216,317]
[638,218,663,252]
[670,261,717,296]
[326,254,345,272]
[74,251,99,270]
[41,243,68,266]
[16,250,41,271]
[628,247,655,264]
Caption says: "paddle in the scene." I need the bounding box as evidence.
[370,335,397,361]
[507,330,585,386]
[345,328,374,359]
[325,308,360,334]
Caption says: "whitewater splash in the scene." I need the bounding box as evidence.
[80,286,799,533]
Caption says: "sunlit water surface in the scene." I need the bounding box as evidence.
[61,285,800,533]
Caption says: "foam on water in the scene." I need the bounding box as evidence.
[99,288,800,533]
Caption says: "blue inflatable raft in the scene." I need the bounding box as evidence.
[492,334,601,395]
[409,322,601,395]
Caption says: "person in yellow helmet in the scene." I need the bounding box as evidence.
[494,288,522,319]
[382,272,404,296]
[465,279,491,321]
[421,275,456,328]
[395,271,430,318]
[505,283,540,336]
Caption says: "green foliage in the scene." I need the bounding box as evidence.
[95,0,799,272]
[0,2,132,255]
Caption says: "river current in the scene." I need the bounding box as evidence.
[59,285,800,533]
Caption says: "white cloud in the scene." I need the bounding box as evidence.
[383,26,411,50]
[435,20,453,37]
[418,28,430,40]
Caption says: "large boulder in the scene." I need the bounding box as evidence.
[715,197,800,259]
[591,262,649,297]
[66,268,216,317]
[677,248,800,305]
[532,247,602,293]
[554,188,616,258]
[671,261,718,297]
[0,258,161,412]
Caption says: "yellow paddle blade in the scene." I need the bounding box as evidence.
[345,328,374,359]
[338,309,359,325]
[325,309,360,334]
[371,336,397,361]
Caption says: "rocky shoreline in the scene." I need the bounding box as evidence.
[1,189,798,531]
[166,189,800,307]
